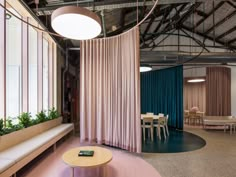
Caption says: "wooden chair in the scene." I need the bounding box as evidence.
[142,117,154,141]
[154,116,166,140]
[184,110,189,124]
[196,111,204,125]
[165,115,169,136]
[146,112,154,115]
[189,111,197,125]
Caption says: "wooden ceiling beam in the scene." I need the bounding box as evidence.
[216,26,236,40]
[192,1,225,30]
[183,25,236,50]
[205,10,236,35]
[142,7,160,39]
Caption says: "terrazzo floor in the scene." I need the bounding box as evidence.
[142,125,236,177]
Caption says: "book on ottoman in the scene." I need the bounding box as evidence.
[78,150,94,156]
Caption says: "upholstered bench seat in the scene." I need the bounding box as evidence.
[0,121,74,177]
[203,116,236,134]
[0,159,15,174]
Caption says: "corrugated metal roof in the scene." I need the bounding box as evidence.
[23,0,236,50]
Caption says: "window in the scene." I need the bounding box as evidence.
[29,26,38,118]
[6,4,22,122]
[43,38,49,112]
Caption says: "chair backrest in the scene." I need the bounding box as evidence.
[146,112,154,115]
[158,116,166,125]
[184,110,189,116]
[189,111,196,117]
[165,115,169,125]
[196,111,204,117]
[143,117,153,126]
[158,113,164,117]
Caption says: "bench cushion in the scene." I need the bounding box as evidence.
[0,124,73,163]
[0,159,15,173]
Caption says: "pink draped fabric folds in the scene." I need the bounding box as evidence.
[206,67,231,116]
[80,27,141,153]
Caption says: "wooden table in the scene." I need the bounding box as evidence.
[62,146,112,177]
[141,114,160,120]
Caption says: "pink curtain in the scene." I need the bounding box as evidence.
[184,78,206,112]
[206,67,231,116]
[80,27,141,153]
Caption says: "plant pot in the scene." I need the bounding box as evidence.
[0,117,62,152]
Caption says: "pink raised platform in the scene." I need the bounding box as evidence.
[23,137,162,177]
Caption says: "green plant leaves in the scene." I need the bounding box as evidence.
[18,112,32,128]
[48,107,60,120]
[36,110,48,123]
[0,108,60,136]
[0,119,3,131]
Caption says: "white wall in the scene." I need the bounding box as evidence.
[184,67,206,77]
[230,66,236,116]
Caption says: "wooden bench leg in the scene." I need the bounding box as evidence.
[53,143,57,152]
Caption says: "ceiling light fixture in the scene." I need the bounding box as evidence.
[140,65,152,72]
[187,78,205,83]
[51,6,101,40]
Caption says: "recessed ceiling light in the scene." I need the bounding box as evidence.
[187,78,205,83]
[140,66,152,72]
[51,6,101,40]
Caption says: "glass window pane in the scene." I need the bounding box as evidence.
[29,26,38,118]
[43,38,49,112]
[6,5,22,123]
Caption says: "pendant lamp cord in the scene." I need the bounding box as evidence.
[35,0,39,11]
[136,0,138,24]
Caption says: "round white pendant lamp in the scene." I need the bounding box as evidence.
[51,6,101,40]
[140,65,152,72]
[187,78,205,83]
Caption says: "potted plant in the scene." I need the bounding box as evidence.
[5,118,23,133]
[0,119,3,135]
[36,110,48,123]
[48,107,60,120]
[18,112,32,128]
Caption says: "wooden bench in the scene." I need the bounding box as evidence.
[0,117,74,177]
[203,116,236,134]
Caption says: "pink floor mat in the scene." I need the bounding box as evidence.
[23,137,162,177]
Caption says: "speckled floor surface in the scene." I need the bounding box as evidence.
[142,126,236,177]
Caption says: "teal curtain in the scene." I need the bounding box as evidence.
[141,66,183,129]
